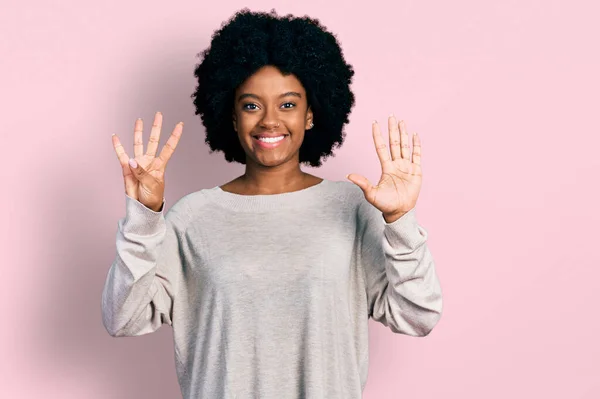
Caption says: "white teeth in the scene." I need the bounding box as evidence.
[258,136,285,143]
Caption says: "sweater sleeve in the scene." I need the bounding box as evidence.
[101,194,188,337]
[357,198,443,336]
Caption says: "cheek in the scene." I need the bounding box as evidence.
[237,115,258,131]
[286,114,308,130]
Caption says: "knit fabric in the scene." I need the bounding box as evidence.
[101,178,443,398]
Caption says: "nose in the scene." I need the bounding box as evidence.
[259,107,280,129]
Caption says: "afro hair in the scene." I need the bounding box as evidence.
[191,8,355,167]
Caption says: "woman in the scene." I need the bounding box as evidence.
[103,8,443,399]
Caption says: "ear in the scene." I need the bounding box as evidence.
[232,109,237,132]
[305,106,314,130]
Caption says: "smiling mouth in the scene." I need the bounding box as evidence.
[254,134,288,142]
[253,134,289,148]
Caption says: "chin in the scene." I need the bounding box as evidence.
[247,150,299,168]
[253,155,292,168]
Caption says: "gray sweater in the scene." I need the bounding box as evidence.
[101,178,443,398]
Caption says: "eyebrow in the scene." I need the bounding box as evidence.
[237,91,302,102]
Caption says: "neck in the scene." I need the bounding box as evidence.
[239,160,310,195]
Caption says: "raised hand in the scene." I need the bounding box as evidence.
[112,112,184,212]
[347,114,423,223]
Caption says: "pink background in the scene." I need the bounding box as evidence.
[2,0,598,397]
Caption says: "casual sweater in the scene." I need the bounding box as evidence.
[101,178,443,399]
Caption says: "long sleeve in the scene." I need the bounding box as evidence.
[357,198,443,336]
[101,194,189,337]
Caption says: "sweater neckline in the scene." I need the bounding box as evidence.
[205,178,331,212]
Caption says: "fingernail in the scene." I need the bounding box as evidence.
[157,111,162,114]
[129,159,137,168]
[137,118,142,120]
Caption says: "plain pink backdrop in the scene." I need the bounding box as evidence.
[2,0,598,398]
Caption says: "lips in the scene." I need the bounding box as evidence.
[253,134,289,149]
[253,133,289,138]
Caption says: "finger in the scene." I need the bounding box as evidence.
[146,111,163,157]
[346,173,374,198]
[128,157,150,183]
[399,120,411,160]
[372,121,390,167]
[157,122,184,169]
[388,114,401,160]
[123,166,139,198]
[112,134,130,169]
[412,132,421,165]
[133,118,143,158]
[112,134,137,197]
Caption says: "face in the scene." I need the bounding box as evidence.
[232,65,313,168]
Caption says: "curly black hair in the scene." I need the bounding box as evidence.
[191,8,355,167]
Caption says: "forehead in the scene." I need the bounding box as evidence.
[236,65,306,96]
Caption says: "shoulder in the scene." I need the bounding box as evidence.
[163,188,214,227]
[324,180,386,239]
[323,179,364,207]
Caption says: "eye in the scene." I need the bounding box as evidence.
[242,103,259,110]
[282,102,296,109]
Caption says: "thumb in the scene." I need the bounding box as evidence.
[346,173,373,195]
[128,158,148,181]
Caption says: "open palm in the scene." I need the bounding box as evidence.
[112,112,184,211]
[347,114,422,222]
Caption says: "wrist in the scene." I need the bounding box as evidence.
[153,200,165,212]
[383,211,407,224]
[146,198,165,212]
